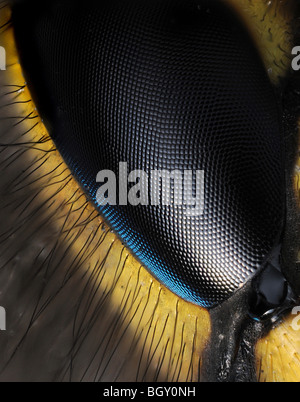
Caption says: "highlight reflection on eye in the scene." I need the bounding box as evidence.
[0,0,300,383]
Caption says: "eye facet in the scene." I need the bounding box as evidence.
[11,0,288,309]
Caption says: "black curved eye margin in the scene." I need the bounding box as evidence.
[269,11,300,313]
[280,71,300,301]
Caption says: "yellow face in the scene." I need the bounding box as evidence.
[0,0,299,382]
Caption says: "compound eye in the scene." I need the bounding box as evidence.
[12,0,286,308]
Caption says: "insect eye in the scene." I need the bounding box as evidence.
[11,0,293,310]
